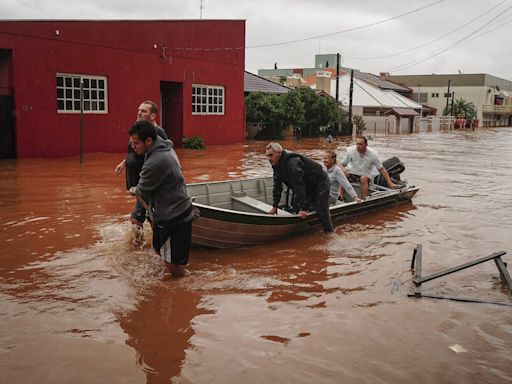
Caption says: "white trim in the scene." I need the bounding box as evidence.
[56,73,108,114]
[192,84,224,115]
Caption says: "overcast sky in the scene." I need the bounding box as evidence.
[3,0,512,79]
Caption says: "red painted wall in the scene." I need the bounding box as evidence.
[0,20,246,157]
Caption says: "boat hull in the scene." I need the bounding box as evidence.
[188,177,420,248]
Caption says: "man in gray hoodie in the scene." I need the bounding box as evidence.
[129,120,194,277]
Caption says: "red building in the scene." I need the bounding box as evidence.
[0,20,246,158]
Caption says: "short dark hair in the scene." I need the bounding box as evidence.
[129,120,157,141]
[142,100,158,114]
[356,135,367,144]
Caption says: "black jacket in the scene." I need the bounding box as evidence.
[272,150,328,211]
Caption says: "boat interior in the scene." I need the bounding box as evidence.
[186,177,397,215]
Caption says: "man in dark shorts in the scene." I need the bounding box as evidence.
[129,120,193,277]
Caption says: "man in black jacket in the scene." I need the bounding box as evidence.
[265,142,333,233]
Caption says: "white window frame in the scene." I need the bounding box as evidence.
[56,73,108,114]
[192,84,224,115]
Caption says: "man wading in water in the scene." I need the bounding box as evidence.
[128,120,193,277]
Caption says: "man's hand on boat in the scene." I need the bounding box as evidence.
[297,210,307,219]
[268,207,278,215]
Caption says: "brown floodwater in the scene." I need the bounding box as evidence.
[1,129,511,383]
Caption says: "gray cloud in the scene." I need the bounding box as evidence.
[2,0,511,79]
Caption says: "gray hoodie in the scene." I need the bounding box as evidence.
[136,136,192,224]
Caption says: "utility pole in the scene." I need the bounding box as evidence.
[445,79,451,113]
[80,78,84,165]
[348,69,354,138]
[335,53,340,102]
[336,53,340,134]
[200,0,204,19]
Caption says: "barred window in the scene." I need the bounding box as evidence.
[56,73,108,113]
[192,85,224,115]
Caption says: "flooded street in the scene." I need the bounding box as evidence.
[1,129,511,383]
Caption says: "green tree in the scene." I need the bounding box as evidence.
[245,88,342,140]
[352,114,366,134]
[294,87,340,137]
[282,90,305,129]
[245,92,288,140]
[443,97,477,119]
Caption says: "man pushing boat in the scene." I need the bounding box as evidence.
[128,120,194,277]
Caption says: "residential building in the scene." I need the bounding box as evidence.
[259,54,424,134]
[244,71,290,96]
[386,73,512,127]
[0,20,246,158]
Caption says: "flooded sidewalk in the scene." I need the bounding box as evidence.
[1,129,511,383]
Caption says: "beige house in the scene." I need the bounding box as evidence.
[385,73,512,127]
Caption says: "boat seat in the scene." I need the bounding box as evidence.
[231,195,294,216]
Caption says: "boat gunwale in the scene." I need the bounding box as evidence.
[191,184,421,219]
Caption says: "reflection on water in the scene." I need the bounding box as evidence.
[1,129,512,383]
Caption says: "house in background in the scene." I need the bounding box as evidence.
[244,71,290,97]
[0,20,246,158]
[312,72,423,134]
[259,54,425,134]
[386,73,512,127]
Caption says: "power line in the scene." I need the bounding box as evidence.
[461,15,512,45]
[387,3,512,72]
[14,0,49,16]
[246,0,446,49]
[344,0,508,60]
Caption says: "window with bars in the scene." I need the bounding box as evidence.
[192,85,224,115]
[56,73,108,113]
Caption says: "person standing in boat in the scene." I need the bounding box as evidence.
[115,100,168,227]
[340,136,398,199]
[128,120,193,277]
[322,150,362,205]
[265,142,333,233]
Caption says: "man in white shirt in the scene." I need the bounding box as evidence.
[340,136,398,198]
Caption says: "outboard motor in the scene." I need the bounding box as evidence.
[374,156,405,187]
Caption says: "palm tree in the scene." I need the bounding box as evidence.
[443,98,477,119]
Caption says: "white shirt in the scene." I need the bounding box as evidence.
[341,146,383,177]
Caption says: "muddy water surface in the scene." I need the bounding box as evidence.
[1,129,511,383]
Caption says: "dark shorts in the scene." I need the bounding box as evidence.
[153,220,192,265]
[347,174,369,183]
[152,205,194,265]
